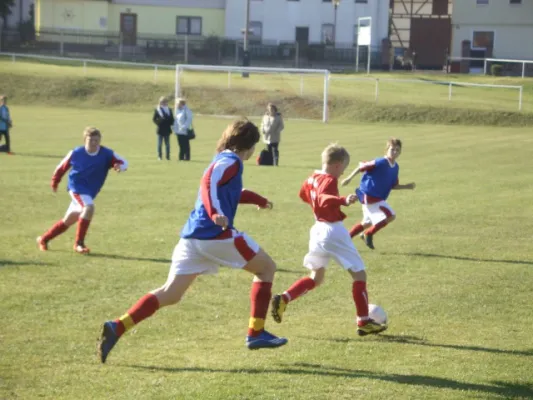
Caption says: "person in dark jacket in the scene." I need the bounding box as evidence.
[0,95,13,154]
[152,96,174,161]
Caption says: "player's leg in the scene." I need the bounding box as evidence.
[349,204,372,238]
[361,202,396,249]
[331,225,387,336]
[37,199,80,251]
[98,239,209,363]
[242,247,288,349]
[71,193,94,254]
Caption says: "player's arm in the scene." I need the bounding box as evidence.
[51,151,73,192]
[200,158,240,229]
[316,179,350,207]
[240,189,272,209]
[393,179,416,190]
[110,152,128,172]
[341,160,376,186]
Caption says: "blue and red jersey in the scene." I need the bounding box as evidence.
[357,157,399,203]
[52,146,127,198]
[181,150,268,240]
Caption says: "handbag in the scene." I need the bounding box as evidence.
[186,126,196,140]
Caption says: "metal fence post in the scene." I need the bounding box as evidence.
[83,60,87,75]
[522,62,525,79]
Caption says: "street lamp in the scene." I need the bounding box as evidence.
[333,0,340,47]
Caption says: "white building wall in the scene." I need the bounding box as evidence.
[225,0,389,47]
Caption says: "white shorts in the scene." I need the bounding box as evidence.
[167,230,260,277]
[66,191,94,214]
[303,221,365,272]
[362,201,395,225]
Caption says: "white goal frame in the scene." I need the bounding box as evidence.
[175,64,331,122]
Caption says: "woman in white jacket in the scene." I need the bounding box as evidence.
[261,103,284,166]
[173,98,193,161]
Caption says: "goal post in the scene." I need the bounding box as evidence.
[175,64,331,122]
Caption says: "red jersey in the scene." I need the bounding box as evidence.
[299,171,348,222]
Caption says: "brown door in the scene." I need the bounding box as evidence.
[410,18,451,68]
[120,13,137,46]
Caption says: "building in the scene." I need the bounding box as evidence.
[451,0,533,61]
[34,0,226,44]
[225,0,389,48]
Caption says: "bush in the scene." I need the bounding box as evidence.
[491,64,503,76]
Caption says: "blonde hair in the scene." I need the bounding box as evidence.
[176,98,186,106]
[386,137,402,150]
[83,127,101,139]
[0,95,6,102]
[321,143,350,165]
[216,118,260,153]
[159,96,168,104]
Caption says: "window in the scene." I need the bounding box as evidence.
[476,0,488,5]
[176,16,202,35]
[322,24,334,45]
[472,31,494,49]
[249,21,263,41]
[510,0,522,4]
[355,0,368,3]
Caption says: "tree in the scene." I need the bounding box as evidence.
[0,0,15,26]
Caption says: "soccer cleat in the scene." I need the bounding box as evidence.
[74,244,90,254]
[98,321,120,363]
[271,294,287,323]
[246,330,288,350]
[357,319,388,336]
[36,236,48,251]
[360,233,375,250]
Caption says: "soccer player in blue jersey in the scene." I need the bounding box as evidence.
[97,119,287,364]
[37,127,128,254]
[341,138,415,250]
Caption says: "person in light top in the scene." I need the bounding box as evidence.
[37,127,128,254]
[260,103,284,166]
[341,138,416,250]
[270,144,387,337]
[97,118,287,364]
[173,98,193,161]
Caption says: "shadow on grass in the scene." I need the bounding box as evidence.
[13,152,64,159]
[310,333,533,357]
[387,251,533,267]
[124,362,533,398]
[0,259,54,267]
[88,252,170,264]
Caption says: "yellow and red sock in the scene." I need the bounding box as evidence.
[352,281,369,326]
[248,282,272,337]
[42,220,69,242]
[114,293,160,337]
[75,218,91,245]
[282,277,316,303]
[349,223,365,238]
[365,220,388,236]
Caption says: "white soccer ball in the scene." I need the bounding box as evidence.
[368,304,388,325]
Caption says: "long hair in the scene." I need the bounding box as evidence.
[216,118,260,153]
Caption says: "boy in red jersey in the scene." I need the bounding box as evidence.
[271,144,387,336]
[341,138,415,250]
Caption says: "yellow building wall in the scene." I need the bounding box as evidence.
[36,0,225,37]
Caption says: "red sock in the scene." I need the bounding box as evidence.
[41,220,69,242]
[114,293,160,337]
[248,281,272,337]
[282,277,316,303]
[365,219,388,236]
[349,223,365,238]
[352,281,369,325]
[75,218,91,245]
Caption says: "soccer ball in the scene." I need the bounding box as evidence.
[368,304,388,325]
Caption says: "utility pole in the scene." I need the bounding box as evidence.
[242,0,250,77]
[333,0,340,47]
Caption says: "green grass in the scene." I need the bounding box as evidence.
[2,59,533,125]
[1,106,533,399]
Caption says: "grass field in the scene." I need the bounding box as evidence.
[1,106,533,399]
[2,58,533,125]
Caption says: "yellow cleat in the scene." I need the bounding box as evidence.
[357,319,388,336]
[271,294,287,323]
